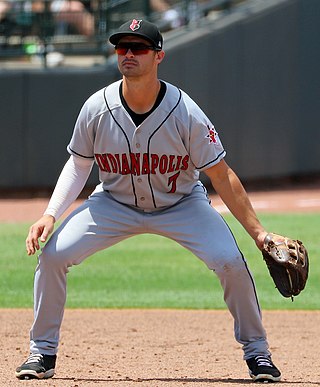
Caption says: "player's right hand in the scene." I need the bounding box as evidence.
[25,215,55,255]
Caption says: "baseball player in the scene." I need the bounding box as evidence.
[16,19,281,383]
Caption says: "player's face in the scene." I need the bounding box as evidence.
[116,36,164,79]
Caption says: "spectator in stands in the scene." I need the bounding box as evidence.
[150,0,182,29]
[0,0,94,37]
[0,1,9,38]
[0,0,10,21]
[34,0,94,36]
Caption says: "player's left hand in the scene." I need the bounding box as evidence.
[261,232,309,298]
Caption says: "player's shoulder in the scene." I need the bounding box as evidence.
[80,82,119,121]
[163,81,204,117]
[85,81,120,109]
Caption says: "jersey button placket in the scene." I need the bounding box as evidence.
[132,129,142,151]
[132,132,147,206]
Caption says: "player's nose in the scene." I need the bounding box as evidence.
[125,49,135,57]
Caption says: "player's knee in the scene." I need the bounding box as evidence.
[204,249,246,274]
[39,244,70,271]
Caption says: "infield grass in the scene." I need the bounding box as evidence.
[0,213,318,310]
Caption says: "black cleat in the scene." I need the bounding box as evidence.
[15,353,56,380]
[246,355,281,383]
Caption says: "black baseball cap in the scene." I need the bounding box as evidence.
[109,19,163,50]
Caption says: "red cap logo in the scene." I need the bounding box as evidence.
[130,19,142,31]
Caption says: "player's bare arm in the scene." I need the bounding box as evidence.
[205,159,267,250]
[26,214,55,255]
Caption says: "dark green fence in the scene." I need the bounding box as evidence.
[0,0,319,190]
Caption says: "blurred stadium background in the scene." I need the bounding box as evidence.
[0,0,242,64]
[0,0,319,195]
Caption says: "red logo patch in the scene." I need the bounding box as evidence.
[130,19,142,32]
[206,125,218,144]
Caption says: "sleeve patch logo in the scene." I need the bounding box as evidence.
[206,125,218,144]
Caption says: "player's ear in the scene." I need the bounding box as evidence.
[156,50,165,64]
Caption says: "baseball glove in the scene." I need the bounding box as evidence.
[262,233,309,299]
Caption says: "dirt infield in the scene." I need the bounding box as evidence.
[1,186,320,222]
[1,186,320,386]
[2,309,320,386]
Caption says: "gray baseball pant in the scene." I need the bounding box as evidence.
[29,184,270,360]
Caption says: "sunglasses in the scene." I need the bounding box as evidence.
[115,42,160,56]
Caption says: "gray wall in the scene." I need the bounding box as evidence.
[0,69,115,188]
[1,0,319,190]
[159,0,320,180]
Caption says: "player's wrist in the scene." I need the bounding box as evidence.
[42,212,56,223]
[253,230,268,250]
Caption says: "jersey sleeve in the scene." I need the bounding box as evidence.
[67,89,105,159]
[186,97,226,171]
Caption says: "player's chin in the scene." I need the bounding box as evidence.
[121,71,142,80]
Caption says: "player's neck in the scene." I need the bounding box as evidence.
[122,77,161,114]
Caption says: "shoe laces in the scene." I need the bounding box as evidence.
[255,355,273,368]
[25,354,43,364]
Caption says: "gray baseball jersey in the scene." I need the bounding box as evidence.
[67,80,226,211]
